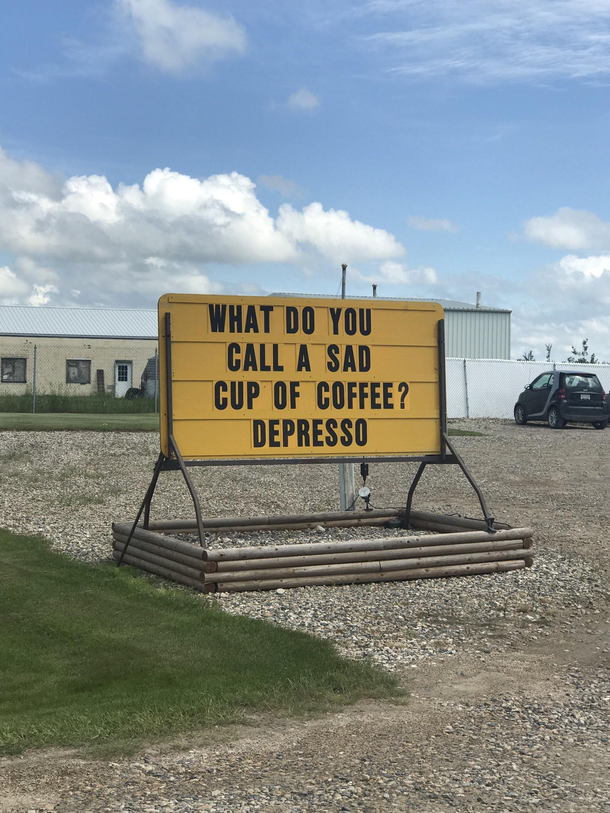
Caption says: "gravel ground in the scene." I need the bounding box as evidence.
[1,419,609,811]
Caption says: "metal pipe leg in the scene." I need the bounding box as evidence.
[442,432,495,532]
[404,462,427,529]
[169,435,206,548]
[116,452,165,566]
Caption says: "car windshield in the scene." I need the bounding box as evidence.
[561,374,602,391]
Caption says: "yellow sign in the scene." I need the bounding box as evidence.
[158,294,444,460]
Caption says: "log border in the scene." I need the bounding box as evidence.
[112,510,533,594]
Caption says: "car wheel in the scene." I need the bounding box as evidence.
[593,420,608,430]
[547,406,565,429]
[514,404,527,425]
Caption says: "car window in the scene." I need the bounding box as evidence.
[561,374,602,391]
[531,374,552,390]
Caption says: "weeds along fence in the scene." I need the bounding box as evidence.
[447,358,610,419]
[0,339,159,413]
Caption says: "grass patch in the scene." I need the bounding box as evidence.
[0,413,159,432]
[446,428,484,437]
[0,393,156,414]
[0,529,398,755]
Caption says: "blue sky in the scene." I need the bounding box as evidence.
[2,0,610,359]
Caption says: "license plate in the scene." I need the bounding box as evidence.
[581,393,591,400]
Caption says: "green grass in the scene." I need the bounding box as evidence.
[0,529,398,756]
[0,393,156,414]
[446,428,484,437]
[0,413,159,432]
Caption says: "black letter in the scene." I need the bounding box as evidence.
[302,306,315,334]
[345,308,357,335]
[274,381,287,410]
[343,345,356,372]
[325,418,338,446]
[228,305,242,333]
[359,308,371,336]
[286,306,298,333]
[208,304,226,332]
[312,419,324,447]
[340,418,353,446]
[358,345,371,372]
[214,381,228,410]
[247,381,260,409]
[227,343,240,371]
[296,345,311,372]
[355,419,367,447]
[282,419,295,446]
[327,344,340,373]
[297,419,311,447]
[268,419,280,447]
[244,306,259,333]
[253,420,266,447]
[260,305,273,333]
[317,381,329,409]
[329,307,341,335]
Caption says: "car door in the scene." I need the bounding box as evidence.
[525,373,553,418]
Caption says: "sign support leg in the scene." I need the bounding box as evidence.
[442,432,495,532]
[403,462,427,529]
[116,452,165,566]
[169,434,206,548]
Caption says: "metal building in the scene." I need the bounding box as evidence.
[272,293,512,360]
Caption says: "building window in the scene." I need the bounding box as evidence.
[66,359,91,384]
[117,364,129,382]
[1,357,27,383]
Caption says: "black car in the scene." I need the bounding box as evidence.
[514,370,609,429]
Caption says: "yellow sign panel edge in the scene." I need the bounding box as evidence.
[158,293,445,461]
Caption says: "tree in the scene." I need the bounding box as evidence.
[520,350,535,361]
[566,339,598,364]
[545,344,553,362]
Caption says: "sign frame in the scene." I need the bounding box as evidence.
[117,294,495,565]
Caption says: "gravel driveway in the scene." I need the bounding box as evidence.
[1,419,609,812]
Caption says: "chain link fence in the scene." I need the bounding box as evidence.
[447,358,610,419]
[0,339,159,413]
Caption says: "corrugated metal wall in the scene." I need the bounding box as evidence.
[445,311,511,360]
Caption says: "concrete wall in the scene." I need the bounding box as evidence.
[0,336,157,397]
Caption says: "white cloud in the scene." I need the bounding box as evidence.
[361,0,610,84]
[276,202,403,264]
[407,216,459,233]
[351,260,437,287]
[286,88,320,111]
[523,207,610,251]
[258,175,303,198]
[0,146,404,307]
[116,0,247,73]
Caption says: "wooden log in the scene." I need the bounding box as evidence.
[111,550,214,592]
[113,522,208,560]
[204,527,533,562]
[203,517,392,534]
[408,510,510,531]
[214,559,527,592]
[213,538,530,573]
[113,540,206,581]
[147,507,401,530]
[112,533,218,573]
[206,548,529,584]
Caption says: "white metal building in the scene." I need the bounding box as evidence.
[273,294,511,360]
